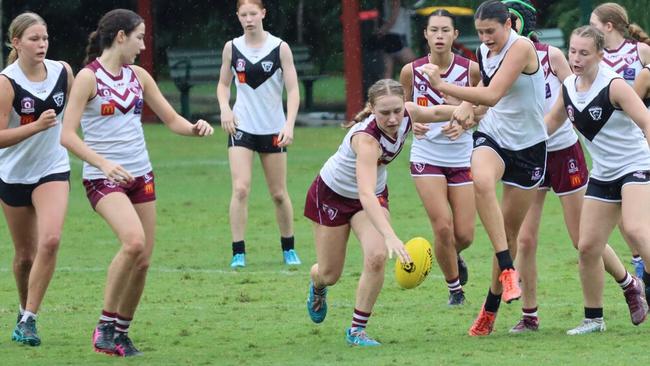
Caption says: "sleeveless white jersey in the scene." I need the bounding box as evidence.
[320,113,412,199]
[602,39,644,85]
[0,59,69,183]
[562,67,650,180]
[536,42,577,152]
[231,33,286,134]
[80,60,151,179]
[409,54,472,167]
[477,30,547,150]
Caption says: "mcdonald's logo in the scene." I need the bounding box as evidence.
[144,183,154,195]
[237,72,246,83]
[570,174,582,187]
[20,115,35,125]
[101,103,115,116]
[417,97,428,107]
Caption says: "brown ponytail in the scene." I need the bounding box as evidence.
[83,30,101,65]
[6,12,46,65]
[83,9,144,65]
[628,23,650,46]
[342,79,405,128]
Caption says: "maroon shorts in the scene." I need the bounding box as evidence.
[83,171,156,209]
[539,141,588,195]
[303,175,389,227]
[410,163,472,186]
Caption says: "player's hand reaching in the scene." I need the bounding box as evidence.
[276,125,294,147]
[452,103,475,130]
[192,119,214,136]
[385,234,411,264]
[441,120,464,140]
[100,160,134,184]
[421,63,442,88]
[34,109,58,131]
[220,108,237,135]
[412,122,430,140]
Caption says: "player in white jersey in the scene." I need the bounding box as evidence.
[422,0,546,336]
[545,26,650,335]
[0,12,73,347]
[304,79,476,346]
[60,9,213,357]
[217,0,301,268]
[399,9,480,306]
[503,0,642,334]
[591,2,650,276]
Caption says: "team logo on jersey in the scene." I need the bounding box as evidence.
[261,61,274,73]
[624,67,636,80]
[53,92,65,107]
[417,83,427,92]
[101,102,115,116]
[235,58,246,72]
[417,97,428,107]
[322,203,338,221]
[566,105,575,122]
[588,106,603,121]
[20,97,35,114]
[98,86,112,100]
[545,83,551,99]
[413,163,426,173]
[633,171,648,180]
[567,158,579,174]
[129,81,140,94]
[20,115,35,125]
[531,167,543,181]
[624,54,636,65]
[134,98,144,115]
[475,137,486,146]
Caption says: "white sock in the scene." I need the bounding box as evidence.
[20,311,37,323]
[19,305,25,316]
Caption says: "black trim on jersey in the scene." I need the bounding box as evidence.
[562,79,616,142]
[476,47,506,87]
[644,66,650,107]
[231,42,282,89]
[6,65,67,119]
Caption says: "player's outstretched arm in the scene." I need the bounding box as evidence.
[134,65,213,137]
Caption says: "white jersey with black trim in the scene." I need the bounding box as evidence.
[0,59,69,183]
[562,66,650,181]
[536,42,577,152]
[602,39,644,85]
[80,60,151,180]
[409,54,473,167]
[231,33,286,135]
[320,113,412,199]
[477,30,547,150]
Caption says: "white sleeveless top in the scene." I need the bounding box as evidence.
[562,66,650,180]
[477,30,547,150]
[0,59,70,183]
[231,33,286,134]
[80,60,151,179]
[320,113,412,199]
[409,54,473,167]
[602,39,644,85]
[536,42,577,152]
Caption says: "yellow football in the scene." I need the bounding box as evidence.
[395,237,433,289]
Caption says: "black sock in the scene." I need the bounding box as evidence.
[281,236,295,251]
[643,271,650,287]
[585,307,603,319]
[232,240,245,255]
[484,289,502,313]
[495,250,514,270]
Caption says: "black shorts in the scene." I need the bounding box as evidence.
[0,171,70,207]
[473,131,547,189]
[382,33,407,54]
[227,129,286,153]
[585,170,650,202]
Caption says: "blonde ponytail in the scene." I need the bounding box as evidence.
[341,79,404,129]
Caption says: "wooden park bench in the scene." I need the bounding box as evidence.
[167,45,326,118]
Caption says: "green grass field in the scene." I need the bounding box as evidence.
[0,125,641,365]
